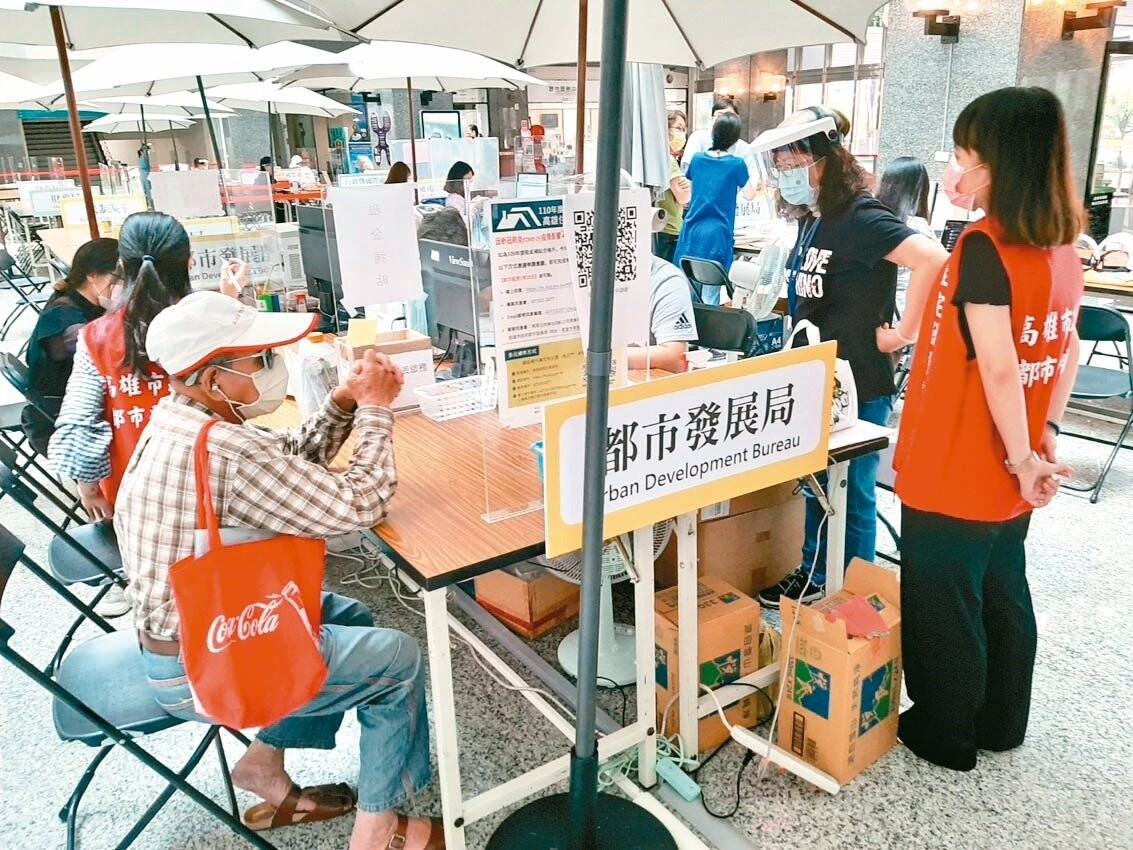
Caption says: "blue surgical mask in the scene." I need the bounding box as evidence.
[778,166,817,208]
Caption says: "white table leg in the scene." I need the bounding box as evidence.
[825,460,850,594]
[423,587,466,850]
[675,511,699,755]
[632,526,658,788]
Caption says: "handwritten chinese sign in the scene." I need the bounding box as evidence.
[542,343,835,557]
[327,184,423,308]
[60,194,146,229]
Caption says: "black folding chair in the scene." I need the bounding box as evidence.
[692,303,757,355]
[0,248,51,345]
[1062,304,1133,503]
[680,256,735,304]
[0,523,273,850]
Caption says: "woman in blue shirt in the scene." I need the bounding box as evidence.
[672,112,758,304]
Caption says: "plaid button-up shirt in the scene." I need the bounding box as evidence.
[114,393,396,638]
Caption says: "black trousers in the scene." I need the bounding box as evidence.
[900,505,1035,766]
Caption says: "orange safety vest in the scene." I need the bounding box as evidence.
[81,310,170,505]
[895,218,1084,522]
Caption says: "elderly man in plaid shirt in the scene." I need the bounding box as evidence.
[114,292,444,850]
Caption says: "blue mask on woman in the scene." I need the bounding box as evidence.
[778,166,817,208]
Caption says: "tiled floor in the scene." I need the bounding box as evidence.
[1,281,1131,849]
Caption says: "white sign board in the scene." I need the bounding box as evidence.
[59,193,147,229]
[30,187,95,217]
[189,230,280,291]
[149,170,223,220]
[326,184,423,308]
[488,197,586,429]
[337,173,387,187]
[541,345,835,556]
[563,188,651,349]
[17,179,74,207]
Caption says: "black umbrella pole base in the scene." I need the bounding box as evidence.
[485,790,677,850]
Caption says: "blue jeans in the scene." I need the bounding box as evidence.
[800,394,894,584]
[141,592,432,814]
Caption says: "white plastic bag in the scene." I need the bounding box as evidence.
[285,339,339,420]
[786,319,858,432]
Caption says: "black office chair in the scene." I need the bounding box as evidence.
[1061,304,1133,503]
[0,523,273,850]
[692,303,757,355]
[680,257,734,304]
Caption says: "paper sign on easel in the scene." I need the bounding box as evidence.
[563,188,651,349]
[326,184,423,308]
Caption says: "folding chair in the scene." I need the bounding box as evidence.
[1062,304,1133,503]
[692,303,757,355]
[680,256,735,304]
[0,247,51,345]
[0,523,275,850]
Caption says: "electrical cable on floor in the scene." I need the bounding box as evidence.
[596,675,630,726]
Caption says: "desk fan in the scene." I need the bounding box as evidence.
[730,236,787,321]
[539,520,673,686]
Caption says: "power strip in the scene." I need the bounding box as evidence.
[730,725,840,795]
[656,758,701,802]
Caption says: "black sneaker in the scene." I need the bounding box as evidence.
[757,568,825,609]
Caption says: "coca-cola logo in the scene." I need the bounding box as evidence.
[206,581,309,653]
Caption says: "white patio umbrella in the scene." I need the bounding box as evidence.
[279,39,546,92]
[322,0,885,170]
[204,82,358,118]
[0,1,348,50]
[0,69,47,104]
[80,95,235,117]
[83,112,194,134]
[0,0,351,238]
[0,41,103,83]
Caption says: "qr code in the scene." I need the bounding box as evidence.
[572,205,638,289]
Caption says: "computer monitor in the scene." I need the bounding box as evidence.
[418,238,491,349]
[516,172,549,199]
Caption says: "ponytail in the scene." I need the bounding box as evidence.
[117,212,191,375]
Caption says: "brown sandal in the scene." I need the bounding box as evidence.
[386,814,447,849]
[243,781,357,831]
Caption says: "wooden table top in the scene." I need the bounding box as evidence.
[37,227,90,268]
[260,401,545,590]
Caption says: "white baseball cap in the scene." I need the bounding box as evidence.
[146,291,317,377]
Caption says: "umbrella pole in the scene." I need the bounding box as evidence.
[196,75,224,168]
[574,0,588,175]
[406,77,419,184]
[139,102,148,150]
[268,101,277,170]
[169,122,180,170]
[487,3,675,848]
[49,6,98,240]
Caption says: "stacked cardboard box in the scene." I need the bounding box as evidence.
[654,577,763,751]
[656,480,803,596]
[779,559,902,785]
[474,563,580,640]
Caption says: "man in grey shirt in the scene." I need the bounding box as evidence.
[628,257,699,372]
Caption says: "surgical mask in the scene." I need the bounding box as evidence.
[669,130,686,153]
[215,354,289,420]
[942,158,988,211]
[778,166,817,208]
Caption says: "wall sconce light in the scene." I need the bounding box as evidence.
[756,72,786,102]
[913,8,962,43]
[1062,0,1125,39]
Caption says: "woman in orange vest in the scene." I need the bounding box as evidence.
[49,212,245,520]
[885,87,1083,771]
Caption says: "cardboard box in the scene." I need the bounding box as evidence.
[656,481,803,595]
[655,577,763,752]
[335,328,434,410]
[779,559,902,785]
[474,563,580,639]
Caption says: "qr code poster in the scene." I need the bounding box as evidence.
[564,189,651,350]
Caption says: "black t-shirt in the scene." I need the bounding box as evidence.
[26,290,104,406]
[792,193,916,401]
[952,230,1011,360]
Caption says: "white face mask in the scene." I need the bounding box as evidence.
[215,354,289,420]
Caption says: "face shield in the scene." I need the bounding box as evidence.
[750,116,840,215]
